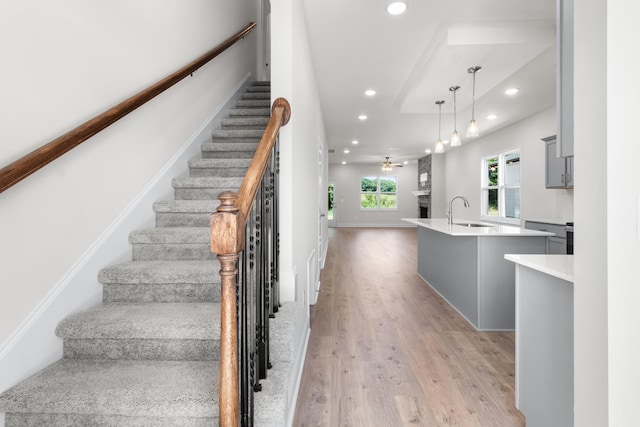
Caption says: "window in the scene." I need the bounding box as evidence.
[481,150,520,223]
[360,176,397,209]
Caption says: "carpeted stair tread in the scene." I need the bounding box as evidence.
[99,261,221,304]
[228,107,271,117]
[154,211,217,228]
[200,144,259,159]
[203,140,260,148]
[129,228,213,261]
[153,200,219,227]
[188,158,251,178]
[99,260,219,284]
[129,227,210,244]
[171,177,244,200]
[246,85,270,92]
[221,116,270,127]
[212,128,265,138]
[0,359,218,420]
[153,200,220,214]
[189,158,252,169]
[240,92,270,100]
[56,303,219,341]
[172,176,244,189]
[235,99,270,108]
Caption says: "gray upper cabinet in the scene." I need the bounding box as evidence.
[557,0,574,157]
[544,136,573,188]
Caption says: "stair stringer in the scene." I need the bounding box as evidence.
[0,73,253,398]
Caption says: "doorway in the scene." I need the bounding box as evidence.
[328,180,337,227]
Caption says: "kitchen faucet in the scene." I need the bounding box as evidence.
[447,195,470,225]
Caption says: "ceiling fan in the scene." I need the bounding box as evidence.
[380,156,403,171]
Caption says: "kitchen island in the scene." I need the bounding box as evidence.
[402,218,551,330]
[505,254,574,427]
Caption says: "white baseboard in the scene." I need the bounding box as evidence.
[286,308,310,427]
[0,74,252,394]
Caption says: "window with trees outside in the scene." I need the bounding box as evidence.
[360,176,397,209]
[481,150,520,223]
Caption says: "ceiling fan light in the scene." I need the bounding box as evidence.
[451,130,461,147]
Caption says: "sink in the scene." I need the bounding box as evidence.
[454,222,495,228]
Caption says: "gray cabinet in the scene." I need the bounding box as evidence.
[524,220,568,254]
[557,0,574,157]
[547,236,567,254]
[543,136,573,188]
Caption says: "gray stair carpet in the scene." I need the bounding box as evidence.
[0,81,287,426]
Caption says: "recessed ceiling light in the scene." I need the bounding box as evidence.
[487,114,498,120]
[403,161,409,165]
[425,149,432,154]
[342,161,347,165]
[358,115,368,121]
[442,139,450,145]
[386,1,407,15]
[365,89,377,97]
[344,149,350,154]
[505,88,519,96]
[352,140,359,145]
[389,147,399,151]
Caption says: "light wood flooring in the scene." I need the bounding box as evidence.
[293,227,525,427]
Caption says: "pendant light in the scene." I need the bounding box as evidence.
[466,66,481,138]
[435,100,445,153]
[449,85,461,147]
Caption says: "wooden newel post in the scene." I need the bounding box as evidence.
[211,191,245,427]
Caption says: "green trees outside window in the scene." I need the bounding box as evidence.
[328,182,334,220]
[481,150,520,221]
[360,176,397,209]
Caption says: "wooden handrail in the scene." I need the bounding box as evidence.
[210,97,291,427]
[0,22,257,194]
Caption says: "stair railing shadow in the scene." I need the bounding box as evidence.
[210,97,291,427]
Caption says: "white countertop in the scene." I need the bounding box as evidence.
[402,218,554,237]
[504,254,574,283]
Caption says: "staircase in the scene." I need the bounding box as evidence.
[0,81,288,426]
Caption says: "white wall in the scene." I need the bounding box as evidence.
[0,1,259,351]
[574,1,608,424]
[328,163,418,227]
[271,0,327,421]
[441,107,574,223]
[272,0,326,304]
[574,0,640,425]
[607,2,640,424]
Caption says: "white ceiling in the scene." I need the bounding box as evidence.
[302,0,557,165]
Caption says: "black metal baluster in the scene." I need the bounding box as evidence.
[237,121,284,426]
[272,144,280,314]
